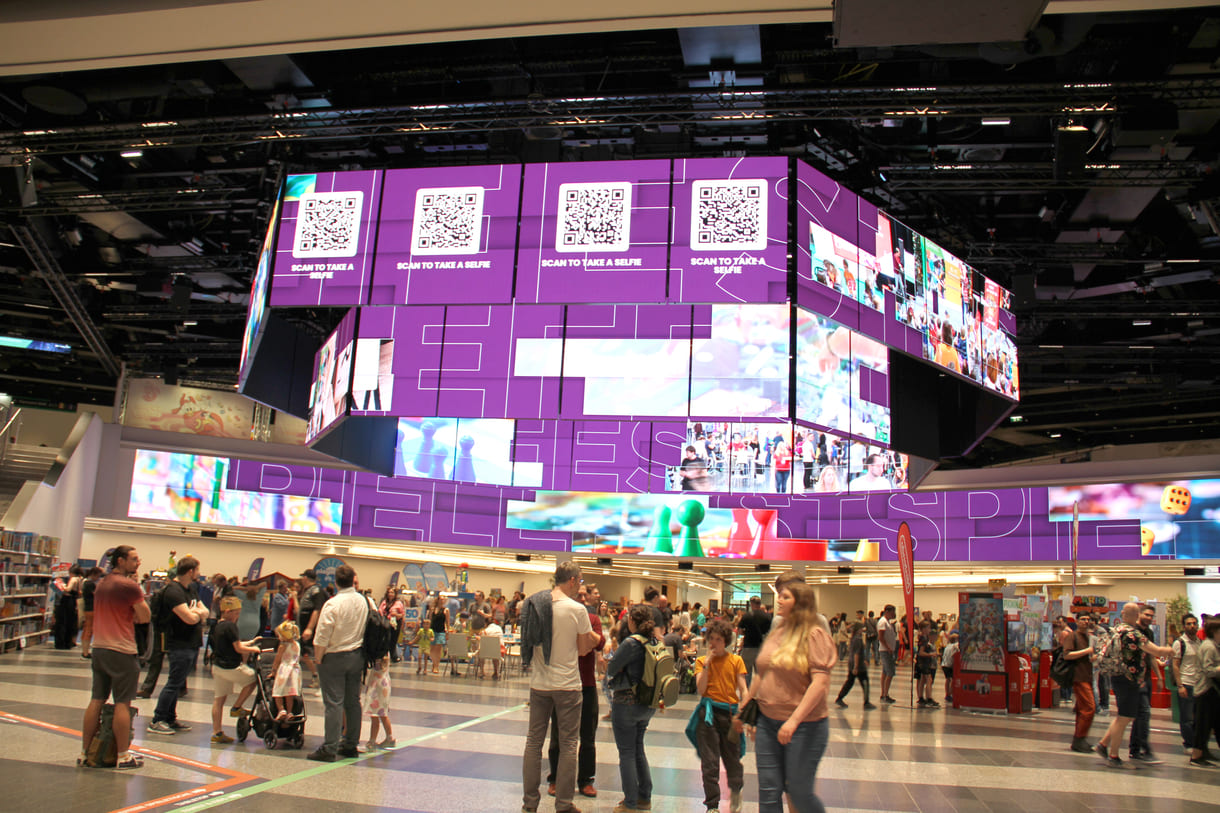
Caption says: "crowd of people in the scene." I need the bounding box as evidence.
[71,547,1220,810]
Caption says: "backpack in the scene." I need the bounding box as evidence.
[362,597,397,667]
[85,703,135,767]
[1094,626,1128,679]
[1049,649,1074,686]
[631,634,680,709]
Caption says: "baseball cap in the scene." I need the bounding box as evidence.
[300,568,317,580]
[219,596,242,613]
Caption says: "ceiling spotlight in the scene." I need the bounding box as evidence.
[981,116,1011,126]
[120,149,143,158]
[1131,319,1151,326]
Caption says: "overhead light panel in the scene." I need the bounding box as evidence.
[981,116,1011,126]
[346,544,554,573]
[120,149,144,158]
[848,571,1058,587]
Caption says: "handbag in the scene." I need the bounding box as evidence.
[1049,649,1073,686]
[737,697,760,726]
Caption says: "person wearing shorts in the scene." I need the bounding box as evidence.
[209,597,261,743]
[80,546,150,770]
[1095,603,1174,768]
[877,605,898,703]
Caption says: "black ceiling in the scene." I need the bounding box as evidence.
[0,8,1218,469]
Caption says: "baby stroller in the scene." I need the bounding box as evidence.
[235,636,306,750]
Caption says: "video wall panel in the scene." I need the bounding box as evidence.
[271,171,383,307]
[370,164,521,305]
[218,157,1043,564]
[670,157,789,304]
[516,160,672,304]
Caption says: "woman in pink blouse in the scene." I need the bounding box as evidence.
[735,581,837,812]
[379,586,406,663]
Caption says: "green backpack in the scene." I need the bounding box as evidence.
[631,634,680,709]
[85,703,134,767]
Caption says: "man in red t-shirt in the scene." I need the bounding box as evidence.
[80,546,150,769]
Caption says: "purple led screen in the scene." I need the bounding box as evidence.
[670,157,789,304]
[370,164,521,305]
[223,453,1147,561]
[516,160,671,304]
[353,306,444,417]
[305,308,358,443]
[271,171,383,307]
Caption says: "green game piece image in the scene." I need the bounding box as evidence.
[646,504,674,554]
[676,499,705,558]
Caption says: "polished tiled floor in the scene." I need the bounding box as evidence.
[1,646,1218,813]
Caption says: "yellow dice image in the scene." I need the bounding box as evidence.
[1140,526,1155,555]
[1160,485,1191,515]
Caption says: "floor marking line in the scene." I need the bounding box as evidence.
[0,710,257,781]
[0,710,262,813]
[171,702,528,813]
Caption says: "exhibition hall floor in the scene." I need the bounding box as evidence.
[1,647,1217,813]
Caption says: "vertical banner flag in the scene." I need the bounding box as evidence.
[897,521,915,648]
[390,570,400,587]
[246,557,264,582]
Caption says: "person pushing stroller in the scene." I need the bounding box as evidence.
[210,596,261,743]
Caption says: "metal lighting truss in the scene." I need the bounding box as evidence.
[9,224,121,378]
[2,77,1219,156]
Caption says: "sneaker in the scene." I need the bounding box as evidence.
[1096,743,1111,760]
[834,698,848,708]
[1070,739,1093,754]
[337,745,360,758]
[1189,758,1216,768]
[76,754,93,768]
[115,753,143,770]
[863,702,877,710]
[379,738,396,748]
[925,700,941,709]
[881,696,896,704]
[167,721,192,732]
[1105,756,1133,769]
[1130,753,1162,764]
[211,732,234,744]
[306,748,335,762]
[729,788,742,813]
[637,801,652,811]
[229,707,247,718]
[146,720,175,735]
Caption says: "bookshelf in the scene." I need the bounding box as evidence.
[0,531,60,652]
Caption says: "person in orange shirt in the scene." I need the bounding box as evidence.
[690,619,748,813]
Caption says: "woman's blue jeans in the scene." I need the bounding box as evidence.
[611,702,656,807]
[755,713,828,813]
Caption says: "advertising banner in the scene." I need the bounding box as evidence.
[371,164,521,305]
[271,171,383,307]
[958,593,1006,673]
[898,521,914,646]
[246,557,264,583]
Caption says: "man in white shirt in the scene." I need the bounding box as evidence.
[523,562,597,813]
[1172,613,1201,751]
[849,454,893,492]
[308,565,372,762]
[877,604,898,703]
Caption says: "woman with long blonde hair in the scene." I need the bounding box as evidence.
[734,581,836,812]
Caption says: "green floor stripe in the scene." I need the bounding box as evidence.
[173,702,527,813]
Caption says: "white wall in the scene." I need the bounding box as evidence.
[12,405,113,447]
[4,413,105,562]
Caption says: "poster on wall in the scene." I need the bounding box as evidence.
[957,593,1006,672]
[123,378,255,439]
[313,557,347,591]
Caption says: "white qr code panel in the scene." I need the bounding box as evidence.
[293,191,364,258]
[555,182,633,253]
[689,179,768,251]
[410,186,485,255]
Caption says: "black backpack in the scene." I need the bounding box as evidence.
[363,598,397,667]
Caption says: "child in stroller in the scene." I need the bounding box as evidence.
[235,626,306,750]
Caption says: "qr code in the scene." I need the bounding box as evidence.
[410,186,485,255]
[293,191,364,258]
[690,179,768,251]
[555,182,633,253]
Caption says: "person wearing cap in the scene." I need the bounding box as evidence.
[209,596,262,743]
[297,568,324,692]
